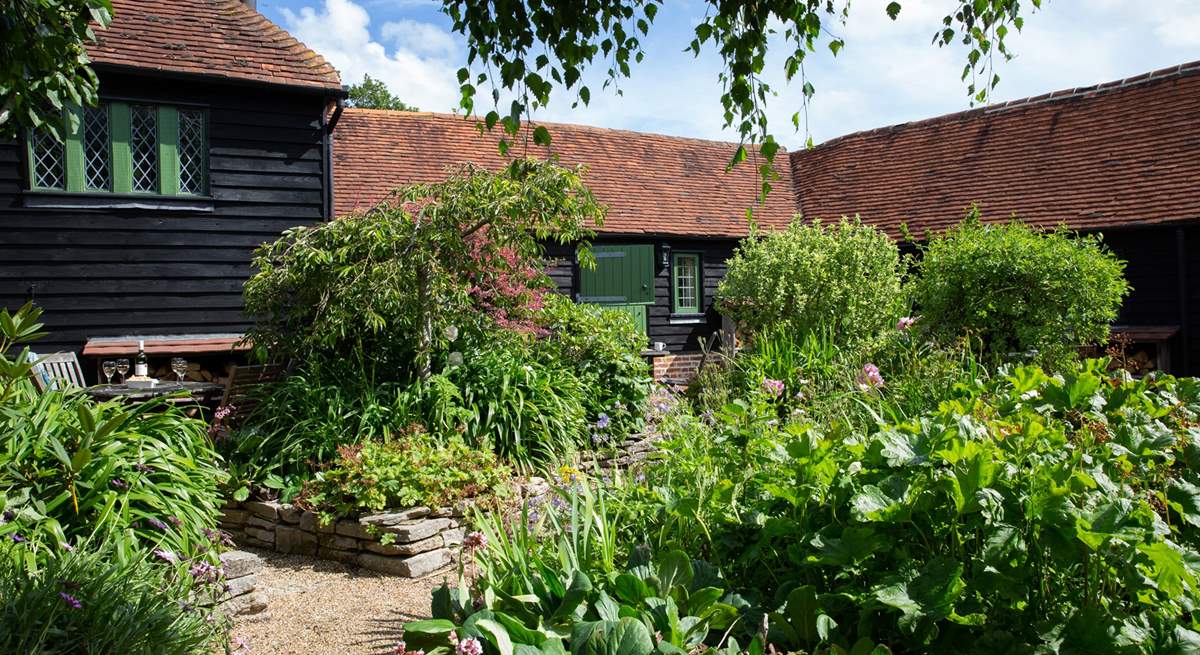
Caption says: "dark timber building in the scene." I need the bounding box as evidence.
[2,0,1198,380]
[0,0,344,364]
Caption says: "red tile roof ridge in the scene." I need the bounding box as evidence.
[798,59,1200,154]
[89,0,342,92]
[342,107,787,154]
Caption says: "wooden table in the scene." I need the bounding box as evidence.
[86,381,224,403]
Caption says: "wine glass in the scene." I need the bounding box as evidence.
[102,360,116,385]
[171,357,188,383]
[115,359,130,383]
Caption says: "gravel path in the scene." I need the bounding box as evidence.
[228,548,454,655]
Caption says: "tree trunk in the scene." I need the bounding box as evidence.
[415,266,433,380]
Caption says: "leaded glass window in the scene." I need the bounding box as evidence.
[28,102,208,197]
[130,105,159,192]
[178,109,206,194]
[672,253,701,314]
[83,105,111,190]
[29,129,65,189]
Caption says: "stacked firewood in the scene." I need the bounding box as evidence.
[149,361,234,384]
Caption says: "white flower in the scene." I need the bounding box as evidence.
[444,325,460,342]
[448,351,464,367]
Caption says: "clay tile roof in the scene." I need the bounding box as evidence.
[87,0,341,92]
[333,109,797,237]
[789,60,1200,236]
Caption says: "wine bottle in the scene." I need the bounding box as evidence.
[135,340,149,377]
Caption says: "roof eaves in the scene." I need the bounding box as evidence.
[91,61,348,96]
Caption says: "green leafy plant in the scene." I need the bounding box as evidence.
[450,337,590,471]
[407,482,746,655]
[912,210,1129,366]
[717,218,904,345]
[632,359,1200,653]
[0,538,223,654]
[0,304,227,565]
[244,159,603,377]
[535,293,652,435]
[299,432,512,520]
[0,0,113,141]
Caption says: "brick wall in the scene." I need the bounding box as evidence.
[652,352,706,382]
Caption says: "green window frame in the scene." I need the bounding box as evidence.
[27,102,208,197]
[672,252,703,315]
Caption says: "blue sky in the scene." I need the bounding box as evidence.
[259,0,1200,149]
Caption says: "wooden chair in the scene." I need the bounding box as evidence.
[215,363,287,429]
[28,351,87,392]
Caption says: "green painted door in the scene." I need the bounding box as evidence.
[578,244,654,305]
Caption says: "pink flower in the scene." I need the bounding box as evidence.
[762,378,785,398]
[857,363,884,391]
[457,637,483,655]
[463,531,488,551]
[896,316,916,331]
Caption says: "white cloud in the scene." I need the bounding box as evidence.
[381,19,458,58]
[273,0,1200,148]
[280,0,462,113]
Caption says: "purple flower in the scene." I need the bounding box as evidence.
[145,517,168,531]
[2,510,14,522]
[153,548,178,564]
[110,478,130,491]
[189,560,223,584]
[58,592,82,609]
[10,534,26,543]
[762,378,785,398]
[133,462,154,474]
[60,541,74,552]
[550,496,568,511]
[463,531,488,551]
[167,516,183,528]
[896,316,917,331]
[857,363,885,391]
[457,637,483,655]
[595,413,611,430]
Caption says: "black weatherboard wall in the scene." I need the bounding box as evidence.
[0,71,334,353]
[546,237,736,352]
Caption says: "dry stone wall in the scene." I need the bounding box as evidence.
[211,550,267,618]
[219,501,464,578]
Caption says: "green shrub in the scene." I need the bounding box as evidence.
[0,539,222,654]
[717,217,904,344]
[535,293,652,434]
[450,337,589,471]
[631,359,1200,653]
[912,211,1128,365]
[299,433,511,519]
[0,304,226,563]
[243,160,602,375]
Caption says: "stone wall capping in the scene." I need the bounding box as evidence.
[220,550,262,580]
[360,507,431,525]
[278,505,303,524]
[243,500,280,521]
[379,517,451,543]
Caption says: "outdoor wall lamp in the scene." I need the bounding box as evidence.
[660,243,671,267]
